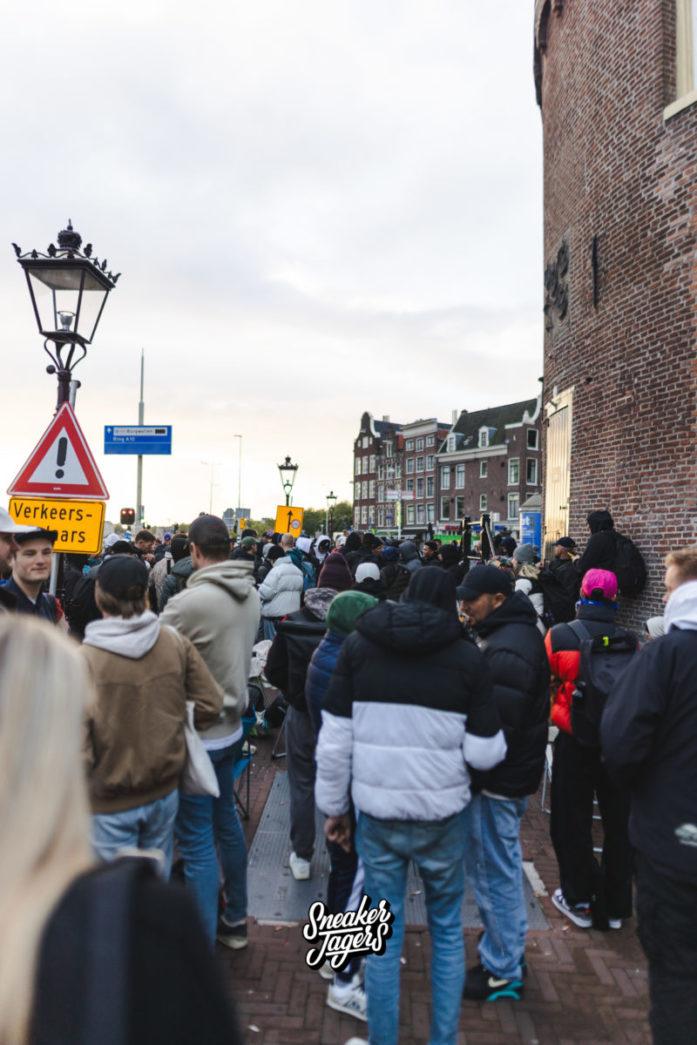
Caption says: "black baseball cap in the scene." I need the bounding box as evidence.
[97,555,149,600]
[14,528,57,545]
[456,564,513,601]
[554,537,576,549]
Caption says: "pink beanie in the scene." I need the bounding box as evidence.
[581,568,618,601]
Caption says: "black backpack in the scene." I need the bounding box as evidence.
[611,532,647,597]
[537,567,577,625]
[568,620,639,747]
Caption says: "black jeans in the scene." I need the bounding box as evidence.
[325,806,362,984]
[550,732,633,921]
[636,854,697,1044]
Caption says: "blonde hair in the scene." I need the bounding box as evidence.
[0,617,94,1043]
[665,546,697,584]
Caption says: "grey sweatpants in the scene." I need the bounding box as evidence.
[285,706,316,861]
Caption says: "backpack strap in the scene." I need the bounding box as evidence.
[567,619,593,643]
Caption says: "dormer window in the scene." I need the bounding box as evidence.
[447,434,456,453]
[478,427,490,448]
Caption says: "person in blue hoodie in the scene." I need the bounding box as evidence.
[305,589,377,1025]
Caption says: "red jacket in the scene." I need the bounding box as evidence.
[545,604,622,735]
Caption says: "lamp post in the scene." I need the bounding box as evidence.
[277,455,298,507]
[14,220,119,409]
[234,434,243,515]
[326,489,337,536]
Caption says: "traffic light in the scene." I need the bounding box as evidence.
[120,508,136,526]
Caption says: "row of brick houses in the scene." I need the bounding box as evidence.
[352,396,543,537]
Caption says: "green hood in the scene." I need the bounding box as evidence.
[326,590,378,636]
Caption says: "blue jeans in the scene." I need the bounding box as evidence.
[91,789,179,876]
[176,738,247,946]
[356,810,466,1045]
[464,794,527,981]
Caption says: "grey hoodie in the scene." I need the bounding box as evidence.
[160,559,261,745]
[84,610,160,658]
[399,541,422,575]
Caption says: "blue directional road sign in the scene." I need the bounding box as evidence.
[104,425,172,455]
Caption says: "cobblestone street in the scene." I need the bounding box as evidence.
[221,733,651,1044]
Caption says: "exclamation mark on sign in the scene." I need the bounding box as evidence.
[55,437,67,479]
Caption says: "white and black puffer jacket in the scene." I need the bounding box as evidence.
[315,588,506,822]
[258,557,304,619]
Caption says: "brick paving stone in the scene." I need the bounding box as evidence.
[216,731,651,1044]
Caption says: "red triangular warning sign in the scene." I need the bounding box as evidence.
[8,403,109,500]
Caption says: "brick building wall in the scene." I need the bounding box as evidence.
[536,0,696,627]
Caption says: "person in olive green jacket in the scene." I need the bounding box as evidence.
[82,555,222,876]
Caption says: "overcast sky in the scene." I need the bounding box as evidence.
[0,0,542,524]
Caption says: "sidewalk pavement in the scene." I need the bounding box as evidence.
[221,733,650,1044]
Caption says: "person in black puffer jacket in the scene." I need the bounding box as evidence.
[457,565,550,1002]
[576,510,617,575]
[265,586,336,881]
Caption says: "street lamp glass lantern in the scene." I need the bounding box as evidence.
[277,455,299,504]
[15,221,118,347]
[326,490,337,507]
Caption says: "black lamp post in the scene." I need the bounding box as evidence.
[326,489,337,535]
[277,455,298,506]
[13,220,119,408]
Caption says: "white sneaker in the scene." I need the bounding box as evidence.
[344,1039,369,1045]
[327,977,367,1022]
[289,851,311,880]
[608,917,623,930]
[552,888,592,929]
[318,963,334,981]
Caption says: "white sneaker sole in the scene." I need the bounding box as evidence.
[326,992,368,1022]
[552,891,592,929]
[289,855,311,881]
[318,964,334,981]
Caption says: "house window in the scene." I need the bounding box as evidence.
[426,455,434,470]
[417,504,426,524]
[377,463,384,480]
[441,466,451,489]
[508,493,520,521]
[354,457,360,475]
[480,494,488,512]
[362,436,370,449]
[426,435,435,447]
[361,506,368,525]
[415,437,425,451]
[455,464,465,488]
[427,503,435,522]
[378,507,385,527]
[478,428,489,448]
[385,441,393,457]
[527,429,539,450]
[395,463,402,479]
[406,458,415,475]
[406,505,415,525]
[406,478,414,492]
[447,434,457,453]
[416,457,425,472]
[354,508,360,526]
[508,458,520,485]
[416,477,425,497]
[369,454,376,473]
[378,484,385,502]
[405,439,414,451]
[441,497,451,520]
[427,476,434,496]
[368,480,376,499]
[479,460,488,478]
[527,459,539,485]
[674,0,697,101]
[455,495,466,519]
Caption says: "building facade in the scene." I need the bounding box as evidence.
[436,398,542,532]
[535,0,697,624]
[352,399,542,537]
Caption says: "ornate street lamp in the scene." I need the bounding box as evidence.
[13,220,119,407]
[326,489,337,535]
[277,455,298,506]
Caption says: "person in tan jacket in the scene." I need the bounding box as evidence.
[82,555,223,876]
[160,514,260,948]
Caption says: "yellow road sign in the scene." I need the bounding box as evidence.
[9,497,106,554]
[274,505,304,536]
[238,518,248,531]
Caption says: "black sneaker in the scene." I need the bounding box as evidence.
[217,917,248,950]
[476,931,527,979]
[463,962,524,1002]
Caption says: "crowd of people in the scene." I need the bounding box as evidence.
[0,502,695,1045]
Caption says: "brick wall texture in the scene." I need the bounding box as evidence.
[537,0,696,628]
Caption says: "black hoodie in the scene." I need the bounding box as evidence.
[471,590,550,797]
[577,510,617,576]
